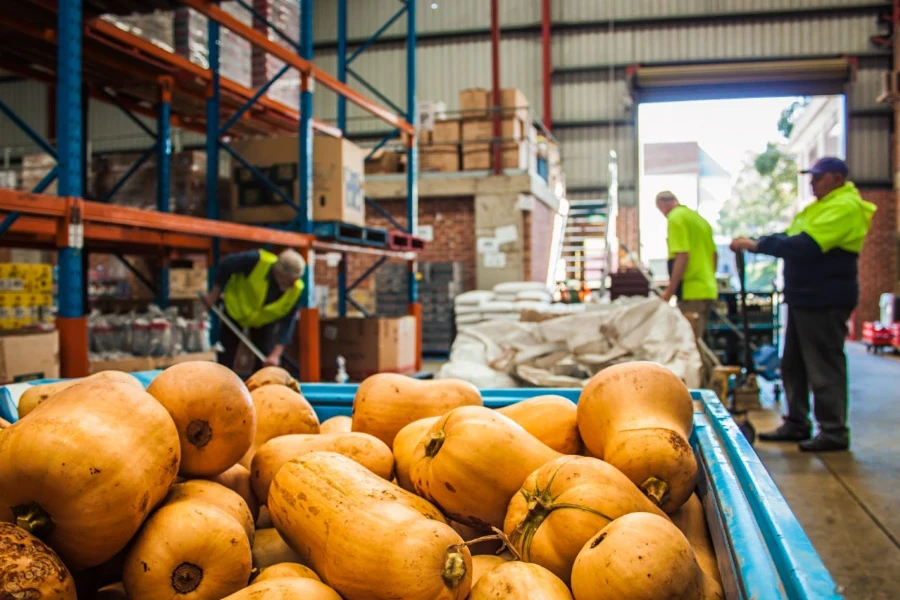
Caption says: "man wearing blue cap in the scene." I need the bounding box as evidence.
[731,157,876,452]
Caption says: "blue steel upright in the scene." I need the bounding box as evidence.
[406,0,418,305]
[206,16,221,342]
[157,77,173,308]
[298,0,315,309]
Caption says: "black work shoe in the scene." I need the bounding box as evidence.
[798,435,849,452]
[758,423,811,442]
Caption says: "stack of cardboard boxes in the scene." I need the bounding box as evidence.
[0,263,55,331]
[459,88,534,172]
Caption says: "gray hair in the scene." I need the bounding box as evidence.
[273,249,306,280]
[656,191,678,203]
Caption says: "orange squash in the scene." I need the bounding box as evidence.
[469,561,573,599]
[392,416,440,492]
[0,523,76,599]
[254,562,321,583]
[410,406,561,529]
[0,381,180,570]
[208,462,260,522]
[570,512,723,600]
[147,361,256,477]
[239,384,320,468]
[671,493,722,586]
[470,554,510,586]
[246,366,300,393]
[222,577,343,600]
[0,417,9,429]
[163,479,255,543]
[268,451,471,599]
[449,520,503,556]
[320,415,352,433]
[251,432,393,504]
[252,528,304,570]
[497,395,583,454]
[16,370,142,419]
[256,505,273,528]
[123,501,252,600]
[96,583,128,599]
[351,373,482,447]
[504,455,668,584]
[577,361,697,512]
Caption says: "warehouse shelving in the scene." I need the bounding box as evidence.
[0,0,420,381]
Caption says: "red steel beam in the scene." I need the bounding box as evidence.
[491,0,502,175]
[541,0,552,131]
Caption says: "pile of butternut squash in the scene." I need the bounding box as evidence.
[0,360,725,600]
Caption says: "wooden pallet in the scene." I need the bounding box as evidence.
[313,221,388,247]
[387,230,426,251]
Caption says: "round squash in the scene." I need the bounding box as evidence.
[0,381,180,570]
[570,512,723,600]
[163,479,255,543]
[246,366,300,393]
[577,361,697,512]
[16,370,142,419]
[410,406,561,529]
[251,432,393,504]
[252,528,304,570]
[469,561,573,599]
[504,455,668,584]
[238,384,320,468]
[147,361,256,477]
[123,501,252,600]
[320,415,352,433]
[0,522,76,599]
[671,493,722,586]
[497,395,583,454]
[351,373,482,447]
[208,462,260,522]
[222,577,342,600]
[255,562,321,583]
[470,554,510,586]
[268,451,471,600]
[392,416,440,492]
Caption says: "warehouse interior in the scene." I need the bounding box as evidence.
[0,0,898,598]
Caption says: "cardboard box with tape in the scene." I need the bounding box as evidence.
[319,316,416,382]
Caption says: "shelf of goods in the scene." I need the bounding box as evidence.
[0,371,840,600]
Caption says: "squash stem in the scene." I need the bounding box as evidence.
[423,431,446,458]
[11,502,55,539]
[171,562,203,594]
[186,420,212,448]
[441,548,467,589]
[641,477,670,507]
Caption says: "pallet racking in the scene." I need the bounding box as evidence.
[0,0,420,381]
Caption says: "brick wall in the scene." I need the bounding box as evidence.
[616,205,640,263]
[522,200,557,282]
[315,197,477,305]
[856,188,898,336]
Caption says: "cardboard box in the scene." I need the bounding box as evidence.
[420,148,460,173]
[500,88,530,122]
[462,117,524,143]
[319,316,416,382]
[462,141,532,171]
[459,88,491,120]
[230,135,365,226]
[169,267,208,299]
[0,330,60,383]
[365,149,403,175]
[432,119,461,144]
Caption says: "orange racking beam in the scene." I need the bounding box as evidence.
[177,0,416,136]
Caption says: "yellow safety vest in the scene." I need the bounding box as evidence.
[222,250,303,329]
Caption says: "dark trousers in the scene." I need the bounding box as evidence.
[782,306,852,441]
[217,319,276,373]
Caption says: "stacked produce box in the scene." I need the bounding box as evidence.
[460,88,536,172]
[0,262,54,330]
[252,0,301,110]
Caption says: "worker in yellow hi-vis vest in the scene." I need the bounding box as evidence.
[203,248,305,370]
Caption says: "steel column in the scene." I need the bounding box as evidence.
[406,0,420,370]
[337,0,348,132]
[490,0,502,175]
[206,14,221,343]
[57,0,87,378]
[541,0,552,131]
[157,76,173,307]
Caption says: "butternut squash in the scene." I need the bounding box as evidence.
[16,370,142,419]
[0,523,76,599]
[251,432,393,504]
[351,373,482,447]
[222,577,342,600]
[410,406,561,529]
[252,528,303,570]
[268,451,471,599]
[0,416,10,429]
[469,561,573,600]
[320,414,352,433]
[208,462,260,522]
[254,562,321,583]
[0,381,180,570]
[392,416,440,492]
[239,384,320,468]
[123,501,252,600]
[246,366,300,393]
[163,479,255,543]
[449,520,503,556]
[470,554,510,586]
[504,455,668,584]
[147,361,256,477]
[497,395,583,454]
[671,493,722,586]
[96,583,128,599]
[256,505,273,528]
[577,361,697,512]
[570,512,723,600]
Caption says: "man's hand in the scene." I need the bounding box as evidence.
[202,284,222,308]
[730,237,759,252]
[264,344,285,367]
[659,289,674,302]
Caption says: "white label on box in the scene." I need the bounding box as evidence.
[477,237,500,254]
[417,225,434,242]
[484,252,507,268]
[494,224,518,244]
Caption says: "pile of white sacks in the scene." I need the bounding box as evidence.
[454,282,585,331]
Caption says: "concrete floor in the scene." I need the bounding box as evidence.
[749,343,900,600]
